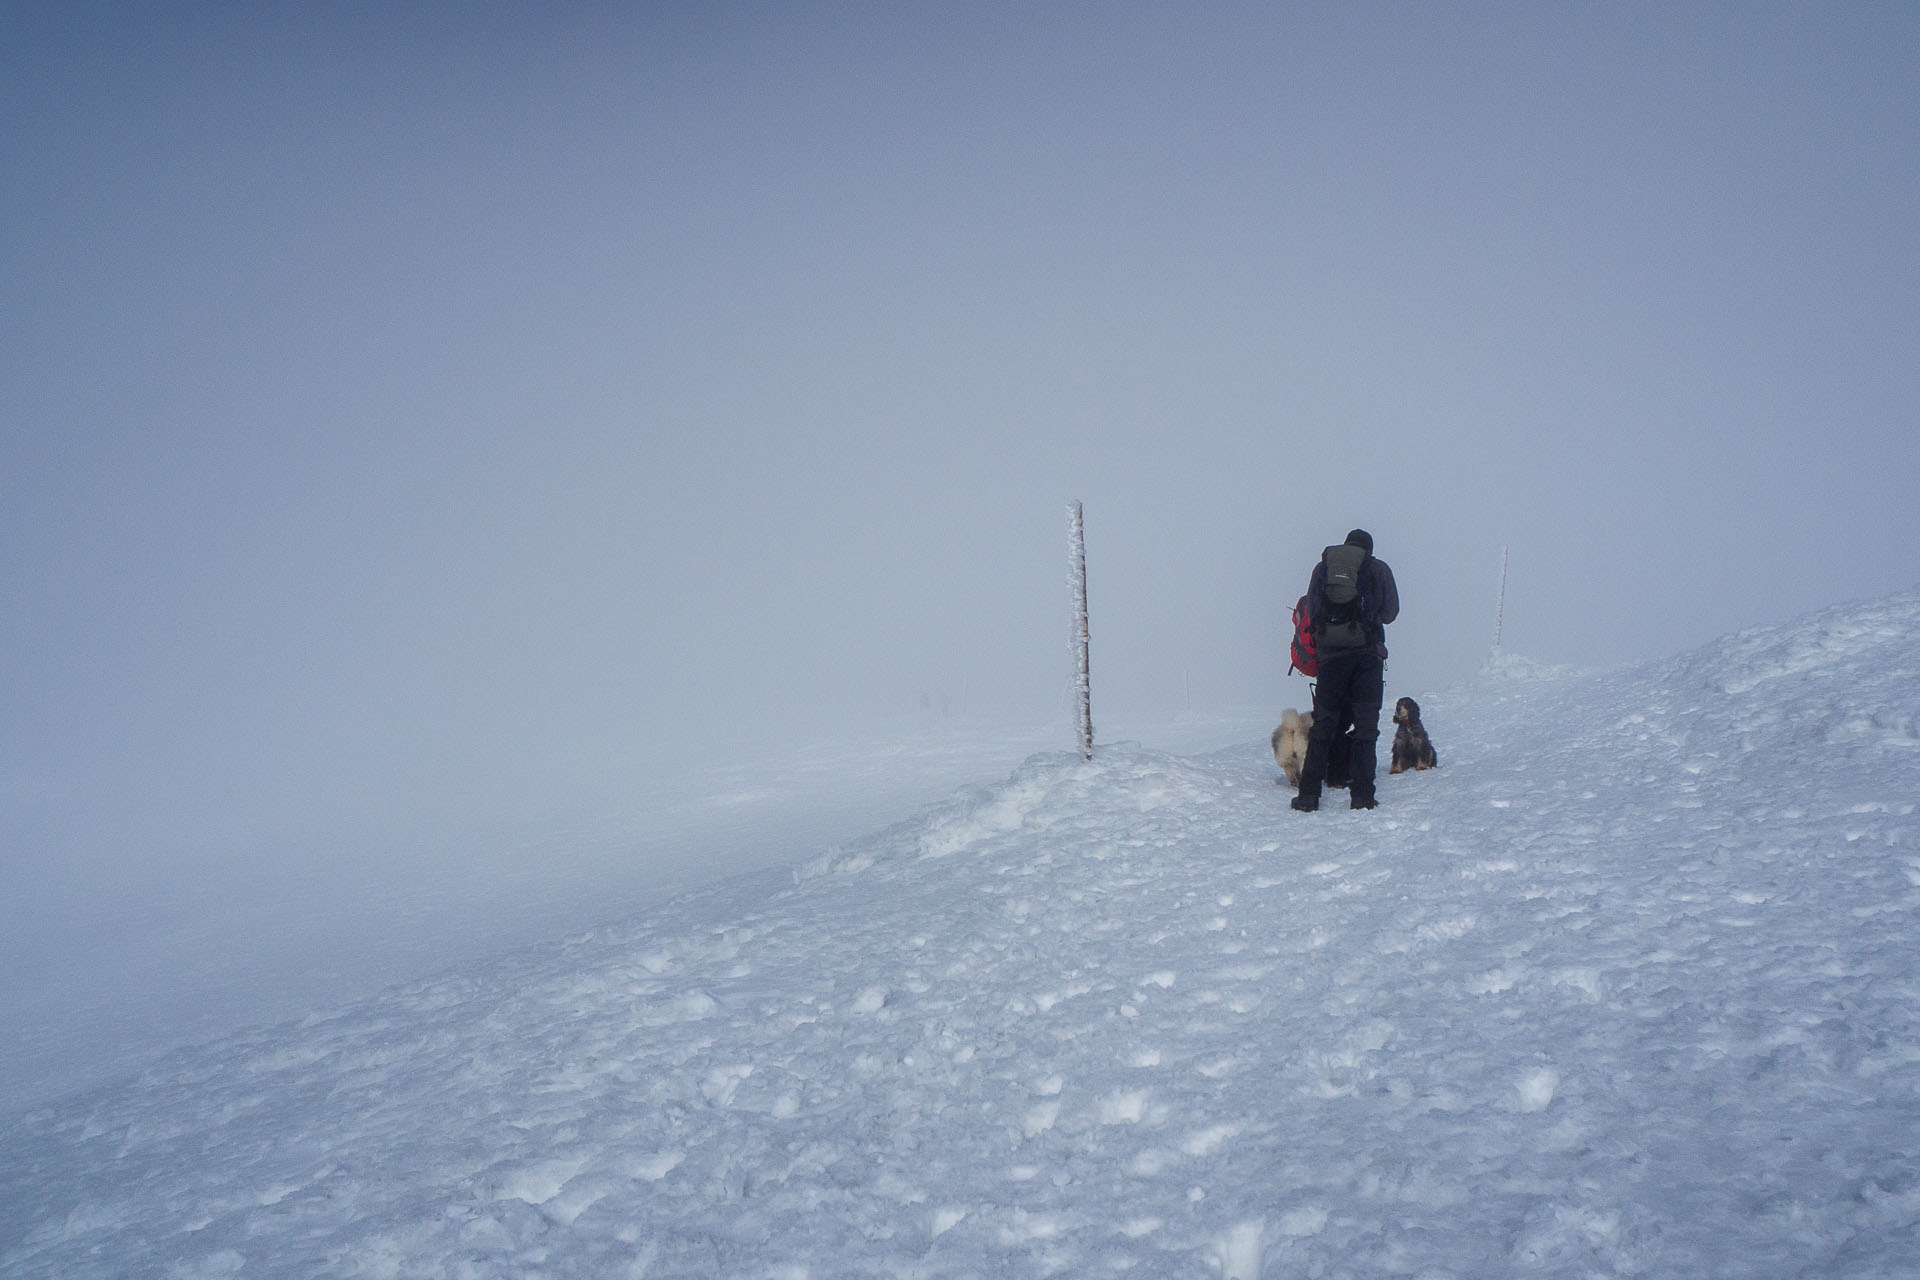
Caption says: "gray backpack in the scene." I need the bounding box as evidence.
[1316,543,1372,650]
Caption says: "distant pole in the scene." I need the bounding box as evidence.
[1491,545,1509,656]
[1067,501,1093,760]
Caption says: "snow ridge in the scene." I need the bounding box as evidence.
[4,591,1919,1278]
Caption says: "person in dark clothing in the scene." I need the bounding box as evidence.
[1292,529,1400,812]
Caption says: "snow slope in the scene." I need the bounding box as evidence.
[4,592,1919,1278]
[0,718,1095,1113]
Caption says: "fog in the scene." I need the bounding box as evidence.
[5,3,1918,1104]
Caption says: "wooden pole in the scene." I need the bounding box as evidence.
[1067,501,1093,760]
[1492,545,1509,656]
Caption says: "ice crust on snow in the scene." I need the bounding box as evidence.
[4,591,1920,1277]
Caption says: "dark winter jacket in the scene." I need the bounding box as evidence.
[1306,554,1399,658]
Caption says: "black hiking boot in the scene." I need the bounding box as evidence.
[1290,792,1319,813]
[1350,792,1377,810]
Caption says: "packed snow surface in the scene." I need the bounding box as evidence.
[0,718,1090,1111]
[6,591,1920,1277]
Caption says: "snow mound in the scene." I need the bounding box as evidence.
[4,592,1919,1278]
[1479,648,1594,682]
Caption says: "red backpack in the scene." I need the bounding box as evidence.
[1288,594,1317,677]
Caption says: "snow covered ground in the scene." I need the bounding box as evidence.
[0,712,1268,1115]
[5,591,1919,1277]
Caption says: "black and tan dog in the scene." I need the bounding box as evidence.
[1389,697,1438,774]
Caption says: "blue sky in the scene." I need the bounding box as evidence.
[5,2,1918,865]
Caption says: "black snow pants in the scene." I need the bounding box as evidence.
[1299,647,1385,804]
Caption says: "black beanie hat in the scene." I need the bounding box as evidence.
[1345,529,1374,553]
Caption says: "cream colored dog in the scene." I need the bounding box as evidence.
[1272,708,1312,788]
